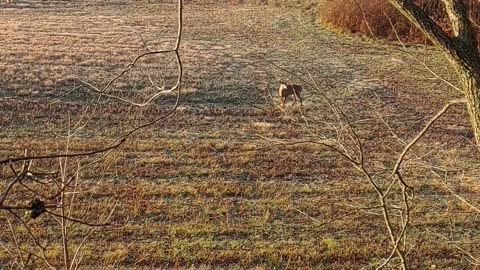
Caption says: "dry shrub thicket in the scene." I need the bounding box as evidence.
[317,0,480,44]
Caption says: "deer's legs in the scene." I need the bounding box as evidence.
[282,97,287,108]
[293,92,303,107]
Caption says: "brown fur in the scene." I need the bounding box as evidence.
[278,81,303,107]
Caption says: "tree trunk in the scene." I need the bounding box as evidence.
[462,70,480,146]
[386,0,480,147]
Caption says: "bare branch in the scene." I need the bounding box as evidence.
[440,0,478,48]
[386,0,454,51]
[0,137,126,166]
[391,99,466,179]
[382,11,462,93]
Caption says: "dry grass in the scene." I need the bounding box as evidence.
[317,0,480,44]
[0,0,480,269]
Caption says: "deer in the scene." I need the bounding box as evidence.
[278,80,303,108]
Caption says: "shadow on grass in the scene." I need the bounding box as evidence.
[183,83,267,107]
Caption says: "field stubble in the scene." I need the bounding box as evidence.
[0,1,479,269]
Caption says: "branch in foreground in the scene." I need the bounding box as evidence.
[391,99,466,180]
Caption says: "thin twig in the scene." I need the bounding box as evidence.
[388,99,466,192]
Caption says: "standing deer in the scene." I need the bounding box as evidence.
[278,80,303,107]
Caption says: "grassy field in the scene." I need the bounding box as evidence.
[1,1,480,269]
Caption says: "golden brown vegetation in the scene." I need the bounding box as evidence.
[1,1,480,269]
[318,0,480,44]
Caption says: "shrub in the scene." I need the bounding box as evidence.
[317,0,480,44]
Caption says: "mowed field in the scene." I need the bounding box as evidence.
[1,1,480,269]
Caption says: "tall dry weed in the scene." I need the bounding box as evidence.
[318,0,480,44]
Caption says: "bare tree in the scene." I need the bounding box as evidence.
[385,0,480,146]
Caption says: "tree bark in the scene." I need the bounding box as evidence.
[461,70,480,146]
[386,0,480,146]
